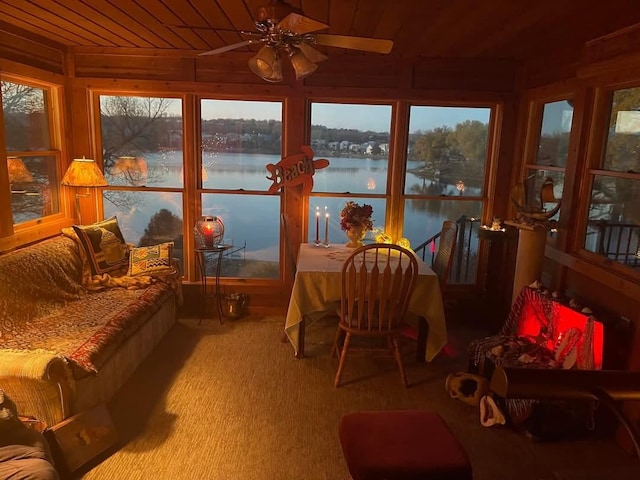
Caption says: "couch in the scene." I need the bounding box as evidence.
[0,230,182,428]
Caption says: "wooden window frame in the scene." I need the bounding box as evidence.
[0,72,68,252]
[519,92,577,249]
[573,79,640,280]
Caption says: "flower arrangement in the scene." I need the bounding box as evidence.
[340,201,374,231]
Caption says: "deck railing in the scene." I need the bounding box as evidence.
[590,220,640,268]
[413,215,481,285]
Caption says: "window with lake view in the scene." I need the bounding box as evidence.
[95,95,495,286]
[403,105,491,284]
[99,95,185,267]
[308,102,391,246]
[200,99,283,279]
[2,78,61,225]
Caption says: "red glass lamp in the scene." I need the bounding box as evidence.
[194,215,225,248]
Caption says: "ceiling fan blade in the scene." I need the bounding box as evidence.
[277,13,328,34]
[198,40,256,56]
[313,34,393,54]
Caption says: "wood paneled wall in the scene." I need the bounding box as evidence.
[518,25,640,452]
[1,24,521,315]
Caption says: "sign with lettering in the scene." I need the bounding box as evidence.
[266,145,329,195]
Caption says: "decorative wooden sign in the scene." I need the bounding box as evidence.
[266,145,329,195]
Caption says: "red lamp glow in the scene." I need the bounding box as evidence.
[515,290,604,369]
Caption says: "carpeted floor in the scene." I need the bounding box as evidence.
[77,314,638,480]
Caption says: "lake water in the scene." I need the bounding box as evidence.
[104,151,481,263]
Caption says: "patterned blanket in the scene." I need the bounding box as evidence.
[0,234,182,379]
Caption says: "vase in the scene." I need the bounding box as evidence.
[345,225,366,248]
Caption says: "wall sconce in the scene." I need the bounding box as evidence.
[61,157,107,223]
[7,156,34,193]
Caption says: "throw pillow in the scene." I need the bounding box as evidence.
[72,216,129,275]
[128,242,175,277]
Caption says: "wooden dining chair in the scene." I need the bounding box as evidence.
[400,220,457,347]
[432,220,458,295]
[332,243,419,387]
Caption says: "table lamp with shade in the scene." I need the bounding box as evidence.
[61,157,107,223]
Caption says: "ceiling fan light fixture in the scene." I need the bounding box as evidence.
[288,47,318,80]
[296,41,328,63]
[248,45,283,81]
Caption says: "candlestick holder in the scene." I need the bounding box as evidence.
[315,207,321,246]
[323,212,330,247]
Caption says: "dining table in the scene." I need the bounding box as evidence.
[283,242,448,361]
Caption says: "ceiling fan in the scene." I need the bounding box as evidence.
[198,0,394,82]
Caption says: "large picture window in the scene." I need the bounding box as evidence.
[521,99,572,227]
[99,95,184,265]
[200,99,282,279]
[2,78,62,225]
[403,105,491,284]
[308,102,391,244]
[584,86,640,270]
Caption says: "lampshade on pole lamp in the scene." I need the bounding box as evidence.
[61,157,107,223]
[7,156,34,192]
[113,156,148,186]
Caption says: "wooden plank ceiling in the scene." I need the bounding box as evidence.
[1,0,640,62]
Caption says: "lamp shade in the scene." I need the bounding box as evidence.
[296,42,328,63]
[7,156,34,183]
[248,46,283,82]
[289,47,318,80]
[113,156,148,186]
[61,158,107,187]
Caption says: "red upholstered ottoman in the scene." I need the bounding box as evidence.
[339,410,472,480]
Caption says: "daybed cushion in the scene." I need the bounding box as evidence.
[128,242,174,277]
[72,216,128,275]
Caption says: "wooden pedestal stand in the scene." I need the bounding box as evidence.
[504,221,548,304]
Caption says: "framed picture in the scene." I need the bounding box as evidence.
[45,404,118,473]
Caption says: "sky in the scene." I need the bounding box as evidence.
[165,97,491,133]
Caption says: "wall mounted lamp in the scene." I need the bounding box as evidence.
[61,157,107,223]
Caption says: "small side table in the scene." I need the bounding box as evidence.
[195,245,233,324]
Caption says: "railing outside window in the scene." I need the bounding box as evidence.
[414,215,481,284]
[589,220,640,268]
